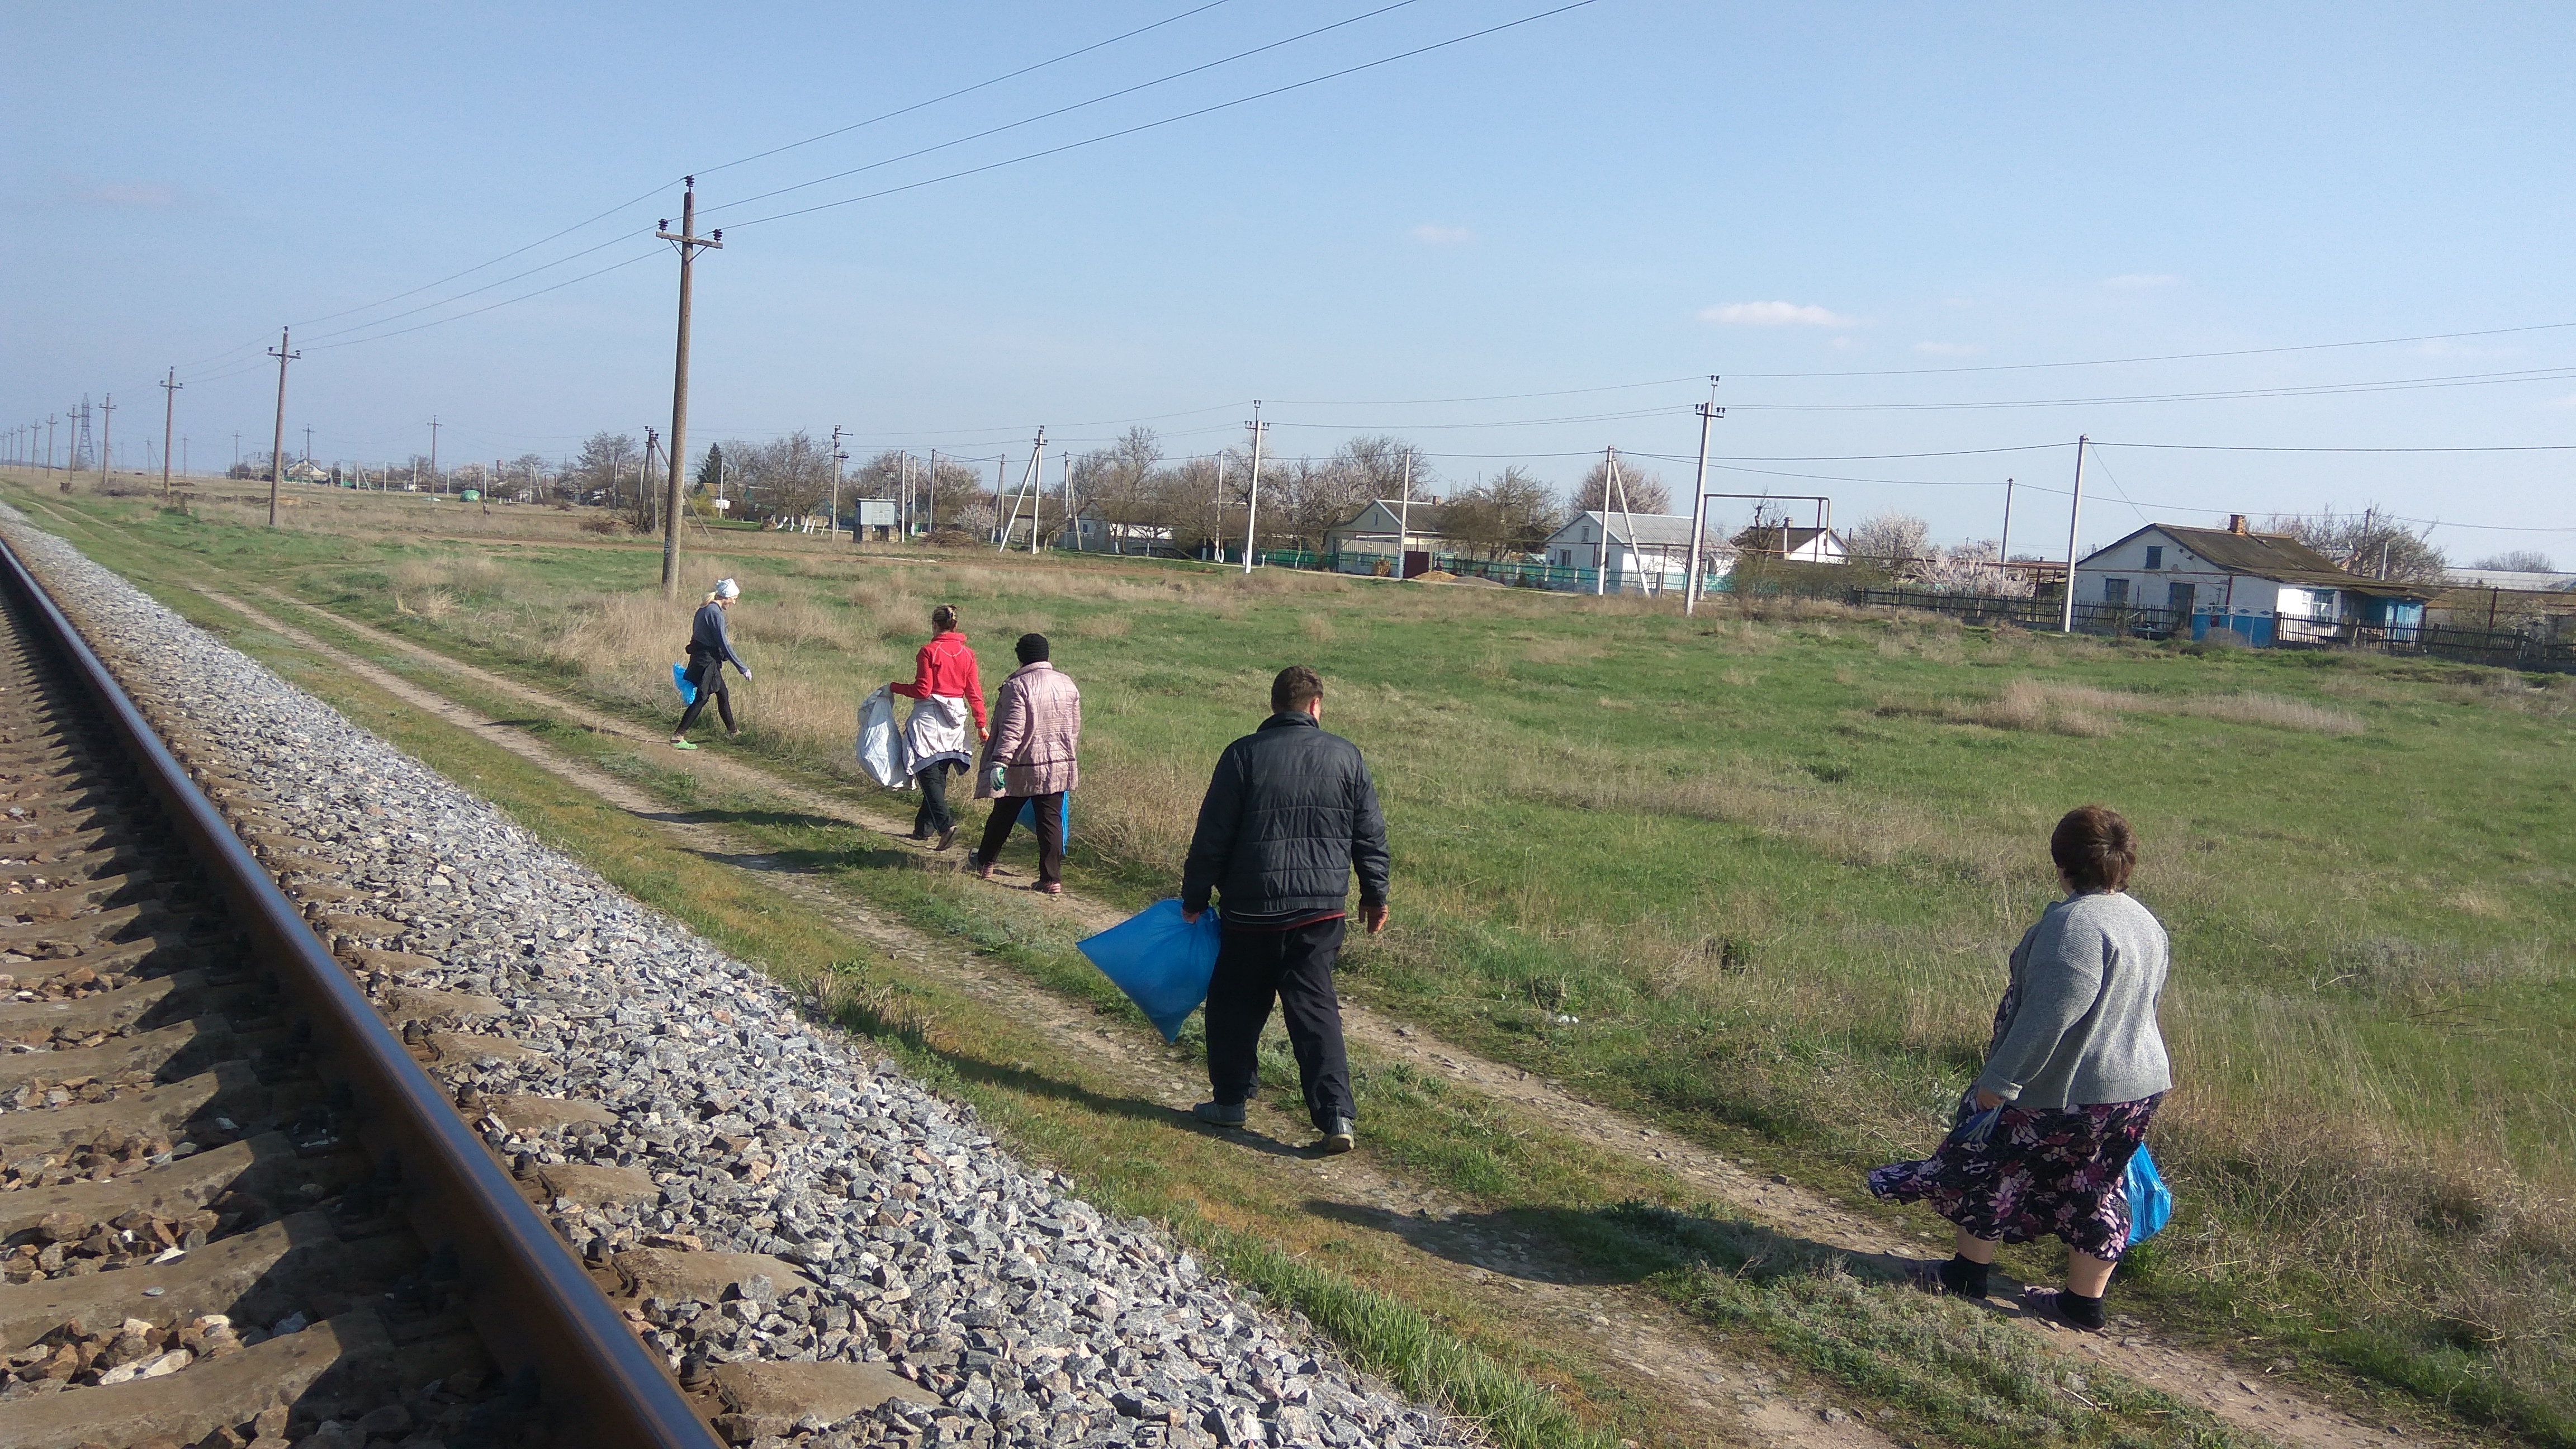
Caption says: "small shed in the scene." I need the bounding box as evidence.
[1540,512,1737,594]
[2073,517,2432,645]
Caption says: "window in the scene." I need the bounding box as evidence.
[2313,590,2338,618]
[2104,577,2130,605]
[2144,545,2163,570]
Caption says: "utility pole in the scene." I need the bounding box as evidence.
[992,455,1007,546]
[1397,448,1413,577]
[46,415,57,472]
[428,416,441,490]
[304,425,315,466]
[266,328,299,526]
[1030,432,1047,556]
[829,425,845,539]
[656,178,722,598]
[158,368,181,496]
[1242,402,1266,575]
[1998,477,2015,580]
[1683,377,1723,615]
[926,449,937,538]
[231,432,240,476]
[93,395,116,491]
[2059,436,2087,633]
[182,437,188,479]
[897,454,910,539]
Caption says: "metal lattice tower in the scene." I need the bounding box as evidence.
[68,399,95,472]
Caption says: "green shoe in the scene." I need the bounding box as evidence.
[670,739,698,751]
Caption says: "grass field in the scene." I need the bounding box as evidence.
[18,476,2576,1442]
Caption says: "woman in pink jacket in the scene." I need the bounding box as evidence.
[968,633,1081,894]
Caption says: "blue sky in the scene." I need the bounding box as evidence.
[7,2,2573,561]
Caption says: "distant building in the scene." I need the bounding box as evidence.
[2072,516,2432,645]
[2441,565,2576,593]
[1324,500,1461,576]
[1540,511,1737,594]
[1730,524,1849,565]
[1057,505,1177,556]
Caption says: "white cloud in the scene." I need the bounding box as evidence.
[1913,341,1984,357]
[1699,300,1858,327]
[1409,224,1474,245]
[2102,273,2181,290]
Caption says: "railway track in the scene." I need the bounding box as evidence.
[0,535,711,1449]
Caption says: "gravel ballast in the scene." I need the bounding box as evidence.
[1,510,1468,1449]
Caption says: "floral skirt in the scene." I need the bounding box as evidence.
[1867,1092,2162,1261]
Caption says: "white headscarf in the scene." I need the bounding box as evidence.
[712,578,740,600]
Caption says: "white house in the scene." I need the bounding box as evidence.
[1055,505,1175,555]
[1731,524,1849,565]
[1540,512,1737,595]
[2072,517,2431,645]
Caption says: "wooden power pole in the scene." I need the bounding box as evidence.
[267,329,300,526]
[657,178,722,598]
[92,395,115,491]
[158,368,182,496]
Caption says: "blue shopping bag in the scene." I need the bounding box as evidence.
[1076,899,1221,1043]
[671,662,698,705]
[2125,1144,2174,1246]
[1017,793,1072,842]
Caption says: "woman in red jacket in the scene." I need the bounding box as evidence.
[890,604,988,849]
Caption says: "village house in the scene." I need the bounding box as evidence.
[1323,499,1461,576]
[2071,516,2432,645]
[1540,511,1739,594]
[1730,523,1849,565]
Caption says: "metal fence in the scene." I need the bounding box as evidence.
[1851,587,2574,673]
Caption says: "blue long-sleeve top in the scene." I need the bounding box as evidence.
[686,602,749,678]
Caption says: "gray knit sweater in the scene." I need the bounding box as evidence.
[1972,891,2172,1110]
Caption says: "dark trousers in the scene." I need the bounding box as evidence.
[912,759,961,837]
[977,792,1066,885]
[675,685,735,735]
[1204,918,1352,1131]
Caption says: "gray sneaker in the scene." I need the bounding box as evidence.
[1317,1117,1356,1155]
[1192,1101,1246,1129]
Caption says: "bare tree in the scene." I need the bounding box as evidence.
[573,432,638,508]
[2471,550,2555,573]
[1072,427,1164,550]
[2264,508,2448,583]
[1446,467,1561,559]
[737,431,833,520]
[1571,458,1671,514]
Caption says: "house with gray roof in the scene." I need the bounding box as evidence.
[2073,516,2433,645]
[1540,511,1738,595]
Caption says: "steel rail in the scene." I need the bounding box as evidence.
[0,531,717,1449]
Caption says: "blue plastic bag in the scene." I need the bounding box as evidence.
[671,662,698,706]
[2125,1144,2174,1246]
[1016,793,1073,842]
[1076,899,1221,1043]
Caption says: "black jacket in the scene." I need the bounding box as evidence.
[1182,712,1389,924]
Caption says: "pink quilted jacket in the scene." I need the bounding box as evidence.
[975,662,1081,799]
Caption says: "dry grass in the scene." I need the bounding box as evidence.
[1886,678,2367,738]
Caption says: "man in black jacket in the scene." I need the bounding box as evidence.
[1181,665,1389,1154]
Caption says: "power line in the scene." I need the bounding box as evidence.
[726,1,1605,231]
[703,1,1426,220]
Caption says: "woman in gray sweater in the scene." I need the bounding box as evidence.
[1869,804,2171,1332]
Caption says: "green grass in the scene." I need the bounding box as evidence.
[13,477,2573,1444]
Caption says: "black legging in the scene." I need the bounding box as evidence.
[913,759,960,838]
[675,686,735,735]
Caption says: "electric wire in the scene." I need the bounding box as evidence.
[724,1,1604,230]
[701,0,1428,220]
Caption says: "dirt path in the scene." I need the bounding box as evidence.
[200,587,1911,1449]
[223,586,2412,1449]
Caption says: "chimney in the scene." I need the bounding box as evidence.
[2228,514,2249,536]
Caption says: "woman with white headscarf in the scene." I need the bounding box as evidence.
[671,578,750,750]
